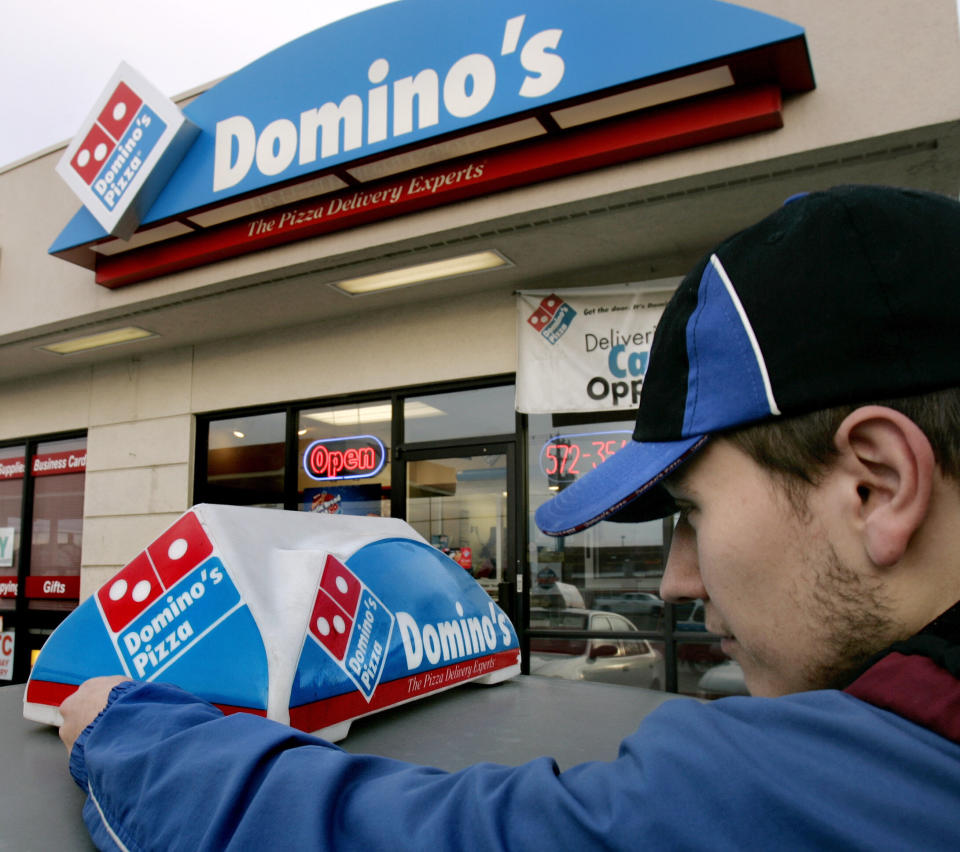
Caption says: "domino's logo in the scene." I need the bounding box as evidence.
[56,62,198,238]
[115,558,242,679]
[308,554,394,701]
[95,512,242,679]
[69,80,167,212]
[527,294,576,344]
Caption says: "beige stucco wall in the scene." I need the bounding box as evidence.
[0,285,518,599]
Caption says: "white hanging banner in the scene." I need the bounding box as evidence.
[516,283,677,414]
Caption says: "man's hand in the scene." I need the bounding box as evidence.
[59,675,132,754]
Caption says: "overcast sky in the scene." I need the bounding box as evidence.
[0,0,395,169]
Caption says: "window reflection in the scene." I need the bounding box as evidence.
[29,437,85,611]
[528,607,664,690]
[206,413,285,501]
[528,413,665,619]
[696,658,748,699]
[527,415,747,696]
[404,385,515,443]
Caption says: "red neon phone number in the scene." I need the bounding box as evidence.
[543,439,628,476]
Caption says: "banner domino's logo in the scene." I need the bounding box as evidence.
[96,513,242,680]
[527,294,576,344]
[308,555,394,701]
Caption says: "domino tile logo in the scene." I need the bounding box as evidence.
[527,294,576,344]
[307,554,394,701]
[70,82,143,185]
[95,512,243,680]
[68,80,166,211]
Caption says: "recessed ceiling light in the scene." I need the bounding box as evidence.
[39,326,156,355]
[232,431,245,439]
[330,250,511,296]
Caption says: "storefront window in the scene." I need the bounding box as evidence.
[205,412,286,508]
[526,414,733,695]
[298,401,392,517]
[28,437,86,611]
[527,413,664,613]
[0,445,25,616]
[405,451,508,596]
[404,385,515,443]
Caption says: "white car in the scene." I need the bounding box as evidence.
[529,608,664,690]
[697,659,749,698]
[593,592,664,618]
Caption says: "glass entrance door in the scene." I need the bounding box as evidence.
[404,444,515,608]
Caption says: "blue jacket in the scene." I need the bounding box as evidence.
[71,666,960,851]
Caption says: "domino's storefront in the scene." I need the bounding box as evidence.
[3,0,960,695]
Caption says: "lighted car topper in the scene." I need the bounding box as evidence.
[22,505,520,741]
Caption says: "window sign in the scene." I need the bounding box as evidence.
[0,528,14,568]
[516,285,677,414]
[30,449,87,477]
[298,402,392,518]
[0,631,13,681]
[24,576,81,599]
[0,458,25,480]
[302,436,387,481]
[540,431,631,485]
[0,446,25,610]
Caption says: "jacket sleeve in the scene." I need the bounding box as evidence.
[70,681,678,852]
[72,680,952,851]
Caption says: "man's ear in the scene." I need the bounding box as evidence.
[832,406,935,567]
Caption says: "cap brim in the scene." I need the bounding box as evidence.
[534,435,709,536]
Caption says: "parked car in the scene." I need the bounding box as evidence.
[697,659,749,698]
[676,599,707,631]
[593,591,664,618]
[528,608,664,690]
[676,600,726,666]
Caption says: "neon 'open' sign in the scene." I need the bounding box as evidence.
[303,435,387,481]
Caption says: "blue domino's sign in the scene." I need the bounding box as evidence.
[52,0,808,251]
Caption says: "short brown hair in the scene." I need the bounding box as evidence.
[725,387,960,501]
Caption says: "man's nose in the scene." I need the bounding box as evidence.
[659,522,706,603]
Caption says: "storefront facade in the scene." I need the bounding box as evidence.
[3,0,960,692]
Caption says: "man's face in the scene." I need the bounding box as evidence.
[660,438,892,697]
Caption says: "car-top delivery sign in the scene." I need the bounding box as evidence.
[24,505,520,742]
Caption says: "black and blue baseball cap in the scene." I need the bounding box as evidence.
[536,185,960,536]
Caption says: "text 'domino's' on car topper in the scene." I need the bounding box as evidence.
[22,505,520,741]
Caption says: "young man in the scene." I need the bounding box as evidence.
[61,185,960,849]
